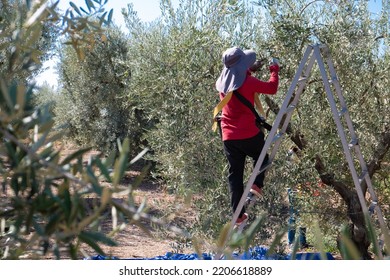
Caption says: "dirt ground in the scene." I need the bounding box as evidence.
[61,145,208,260]
[81,170,204,260]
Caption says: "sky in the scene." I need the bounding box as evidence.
[35,0,383,88]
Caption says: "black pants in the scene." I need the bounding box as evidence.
[223,132,268,217]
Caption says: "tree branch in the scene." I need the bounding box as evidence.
[264,95,307,149]
[313,155,350,200]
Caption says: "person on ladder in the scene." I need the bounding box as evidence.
[215,47,280,227]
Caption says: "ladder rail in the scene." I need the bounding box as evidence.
[324,55,360,141]
[314,46,370,215]
[324,55,380,197]
[322,47,388,235]
[247,46,316,195]
[314,46,384,258]
[269,52,317,161]
[324,53,377,195]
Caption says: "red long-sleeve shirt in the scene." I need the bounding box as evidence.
[219,70,279,141]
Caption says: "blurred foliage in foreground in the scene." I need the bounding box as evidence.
[0,0,189,260]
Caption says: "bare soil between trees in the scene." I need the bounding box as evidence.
[62,145,206,260]
[82,173,200,259]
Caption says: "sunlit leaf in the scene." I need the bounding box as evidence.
[70,2,82,16]
[85,0,95,12]
[130,148,149,165]
[0,80,14,113]
[60,147,92,165]
[80,7,89,15]
[112,138,130,187]
[216,222,230,249]
[101,186,111,206]
[94,157,112,182]
[107,9,113,25]
[79,231,105,255]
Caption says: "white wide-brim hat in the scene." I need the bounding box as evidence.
[215,47,256,94]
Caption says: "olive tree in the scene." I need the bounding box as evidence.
[56,26,145,156]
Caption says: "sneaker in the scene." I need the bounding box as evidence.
[235,213,248,226]
[245,185,263,208]
[250,185,263,198]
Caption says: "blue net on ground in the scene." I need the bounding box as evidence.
[85,246,335,260]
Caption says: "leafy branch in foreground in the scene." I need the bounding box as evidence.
[0,0,191,259]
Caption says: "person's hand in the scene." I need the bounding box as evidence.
[249,59,266,72]
[269,63,280,72]
[269,58,280,72]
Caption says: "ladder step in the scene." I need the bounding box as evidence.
[317,44,327,49]
[338,107,348,117]
[348,138,359,148]
[298,77,307,83]
[359,171,369,183]
[258,161,273,174]
[272,132,285,143]
[285,104,296,114]
[328,76,338,84]
[369,201,378,215]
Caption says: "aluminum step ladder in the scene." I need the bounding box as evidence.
[215,44,387,259]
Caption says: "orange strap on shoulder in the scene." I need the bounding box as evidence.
[254,94,266,117]
[212,91,233,132]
